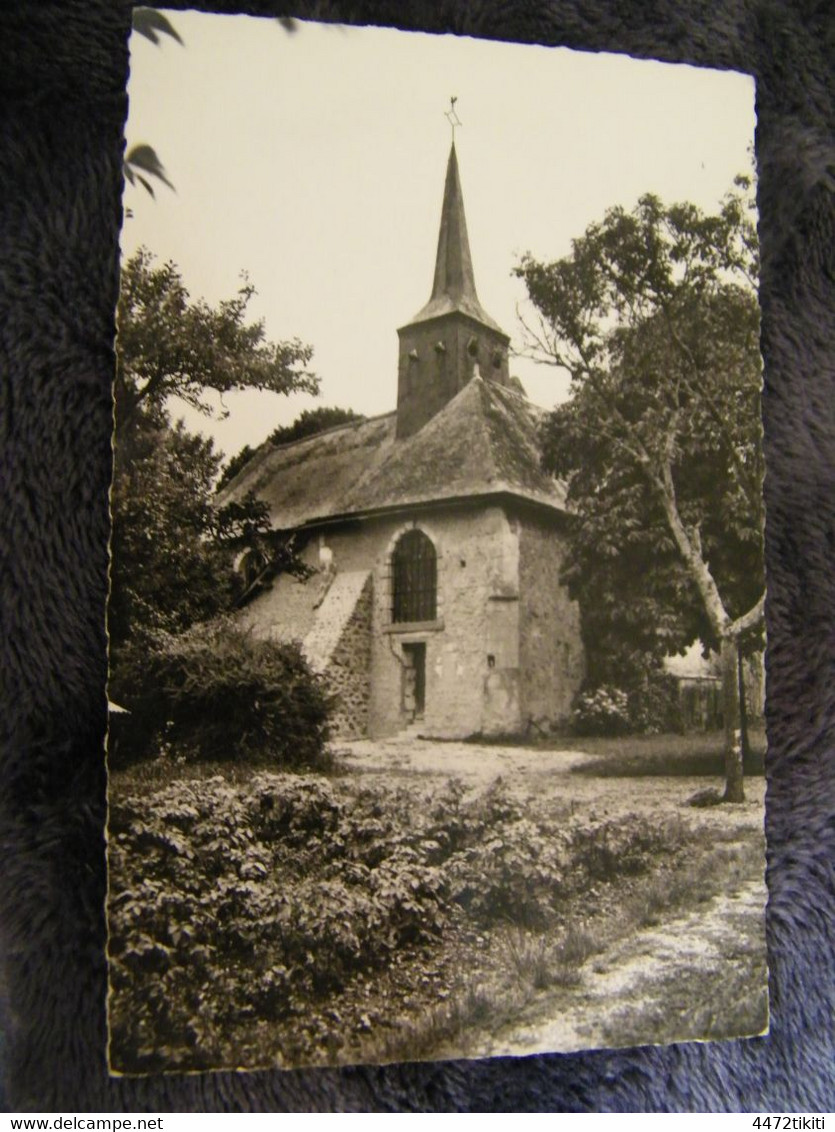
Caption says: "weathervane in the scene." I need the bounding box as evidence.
[445,96,462,142]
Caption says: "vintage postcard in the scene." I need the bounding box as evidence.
[107,13,767,1073]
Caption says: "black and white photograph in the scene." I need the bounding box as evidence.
[106,12,768,1075]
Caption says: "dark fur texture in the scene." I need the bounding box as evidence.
[1,0,833,1113]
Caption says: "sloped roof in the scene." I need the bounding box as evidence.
[219,412,395,530]
[221,377,567,531]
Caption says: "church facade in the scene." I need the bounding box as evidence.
[223,144,584,739]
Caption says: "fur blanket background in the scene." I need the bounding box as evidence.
[1,0,832,1113]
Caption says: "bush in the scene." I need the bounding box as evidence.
[626,672,684,735]
[571,685,631,736]
[569,814,687,880]
[108,769,700,1070]
[443,817,573,928]
[434,782,690,928]
[107,773,449,1071]
[110,618,331,766]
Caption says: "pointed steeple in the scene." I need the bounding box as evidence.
[431,144,478,304]
[410,144,504,333]
[396,141,510,440]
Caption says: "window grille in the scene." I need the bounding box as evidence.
[392,529,437,623]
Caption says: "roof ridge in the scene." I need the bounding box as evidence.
[473,377,504,487]
[269,409,396,451]
[219,378,568,529]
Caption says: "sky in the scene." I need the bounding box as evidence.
[121,13,755,464]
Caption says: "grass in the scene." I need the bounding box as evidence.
[505,925,601,991]
[599,908,769,1048]
[362,830,765,1066]
[370,981,504,1065]
[570,727,766,778]
[623,838,763,930]
[108,743,341,792]
[113,727,767,792]
[463,726,766,777]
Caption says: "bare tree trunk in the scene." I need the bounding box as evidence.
[721,636,745,802]
[650,460,763,803]
[737,644,751,767]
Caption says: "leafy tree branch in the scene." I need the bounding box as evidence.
[110,250,319,656]
[516,178,764,801]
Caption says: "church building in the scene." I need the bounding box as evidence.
[222,143,585,739]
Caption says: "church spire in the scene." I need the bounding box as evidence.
[430,144,479,308]
[396,138,510,440]
[408,142,504,333]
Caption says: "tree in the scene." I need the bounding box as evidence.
[268,405,364,447]
[109,417,233,653]
[110,249,318,659]
[515,179,763,801]
[216,444,256,492]
[116,248,317,438]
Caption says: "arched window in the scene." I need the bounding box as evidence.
[392,529,437,623]
[237,546,268,592]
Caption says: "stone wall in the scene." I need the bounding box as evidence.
[517,514,585,729]
[323,573,373,740]
[312,504,524,738]
[303,570,369,673]
[239,503,582,740]
[239,565,373,740]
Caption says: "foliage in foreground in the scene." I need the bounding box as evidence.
[109,620,331,767]
[108,773,693,1071]
[374,835,765,1065]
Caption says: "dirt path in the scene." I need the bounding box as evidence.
[337,734,768,1060]
[466,874,768,1058]
[341,735,591,782]
[339,734,766,835]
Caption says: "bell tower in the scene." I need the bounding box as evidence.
[396,143,511,439]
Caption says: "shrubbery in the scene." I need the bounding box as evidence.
[108,773,693,1070]
[432,778,685,928]
[626,672,684,735]
[572,673,684,737]
[109,619,331,767]
[571,685,631,736]
[570,813,687,879]
[108,773,448,1070]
